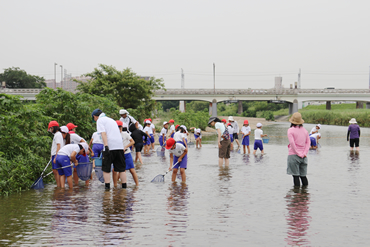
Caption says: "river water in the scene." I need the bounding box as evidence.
[1,122,370,246]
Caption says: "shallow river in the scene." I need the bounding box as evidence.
[1,123,370,246]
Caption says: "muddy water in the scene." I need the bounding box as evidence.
[1,123,370,246]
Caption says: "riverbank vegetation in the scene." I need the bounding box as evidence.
[156,108,210,131]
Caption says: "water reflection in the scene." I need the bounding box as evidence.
[166,183,189,238]
[242,154,250,164]
[347,150,360,165]
[218,166,231,181]
[285,187,311,246]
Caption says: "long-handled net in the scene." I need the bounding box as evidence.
[151,162,179,182]
[31,164,73,189]
[31,160,51,189]
[94,167,105,183]
[156,146,166,157]
[76,161,93,181]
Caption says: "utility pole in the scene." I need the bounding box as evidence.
[298,68,301,89]
[181,68,184,89]
[179,68,185,112]
[54,63,58,89]
[60,65,63,89]
[213,63,215,94]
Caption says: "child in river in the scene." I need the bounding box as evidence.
[309,133,321,149]
[253,123,267,155]
[347,118,360,151]
[166,138,188,183]
[159,121,169,147]
[240,120,251,154]
[190,127,202,148]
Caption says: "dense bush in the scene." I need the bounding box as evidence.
[256,111,275,121]
[157,109,210,130]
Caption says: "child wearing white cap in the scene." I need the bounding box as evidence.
[310,124,321,135]
[159,121,169,147]
[253,123,267,155]
[190,127,202,148]
[309,133,321,149]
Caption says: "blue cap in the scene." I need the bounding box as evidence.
[91,109,102,122]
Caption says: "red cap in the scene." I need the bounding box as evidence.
[169,119,175,123]
[66,123,78,131]
[221,119,226,123]
[227,123,231,126]
[148,118,152,122]
[116,120,123,126]
[244,120,249,124]
[165,138,176,150]
[175,124,180,129]
[48,121,59,129]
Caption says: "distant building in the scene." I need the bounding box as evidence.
[274,77,283,90]
[62,75,91,92]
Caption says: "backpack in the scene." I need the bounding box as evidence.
[221,128,230,140]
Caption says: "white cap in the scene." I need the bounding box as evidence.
[145,120,151,124]
[180,125,187,131]
[256,123,262,127]
[228,116,234,121]
[163,121,168,126]
[60,126,69,133]
[196,128,201,133]
[121,122,128,128]
[316,124,321,128]
[349,118,357,124]
[119,109,129,115]
[80,142,89,153]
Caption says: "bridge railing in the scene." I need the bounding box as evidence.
[0,88,43,93]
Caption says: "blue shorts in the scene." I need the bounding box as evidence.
[125,153,135,170]
[230,135,234,143]
[150,134,155,143]
[194,134,201,140]
[143,136,151,146]
[254,140,263,151]
[159,136,166,147]
[242,136,250,146]
[173,155,187,169]
[92,143,104,157]
[52,155,58,169]
[171,133,175,138]
[310,137,317,147]
[75,154,89,168]
[56,155,73,177]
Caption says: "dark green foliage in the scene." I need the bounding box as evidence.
[158,109,210,130]
[0,67,46,88]
[161,101,179,111]
[256,111,275,121]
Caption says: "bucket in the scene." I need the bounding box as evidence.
[93,154,102,167]
[262,137,270,144]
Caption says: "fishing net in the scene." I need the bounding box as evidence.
[151,174,165,183]
[76,162,93,181]
[188,141,195,148]
[156,147,165,157]
[31,177,45,189]
[95,167,105,183]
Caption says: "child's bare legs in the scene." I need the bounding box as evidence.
[243,145,246,154]
[53,170,61,187]
[135,152,143,164]
[171,168,178,182]
[224,158,229,166]
[247,145,250,154]
[129,168,139,186]
[253,149,256,155]
[180,168,186,182]
[199,139,202,147]
[60,175,73,188]
[73,168,79,185]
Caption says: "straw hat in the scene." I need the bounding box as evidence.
[349,118,357,124]
[289,112,304,125]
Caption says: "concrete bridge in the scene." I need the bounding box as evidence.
[2,87,370,116]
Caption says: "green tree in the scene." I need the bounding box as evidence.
[0,67,46,88]
[75,64,165,119]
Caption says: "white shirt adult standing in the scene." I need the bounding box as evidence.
[92,108,127,190]
[228,116,240,147]
[119,109,139,130]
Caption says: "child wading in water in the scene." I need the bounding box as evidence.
[240,120,251,154]
[166,138,188,183]
[253,123,267,155]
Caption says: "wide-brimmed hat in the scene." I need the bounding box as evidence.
[119,109,129,115]
[289,112,304,125]
[228,116,234,121]
[208,117,221,125]
[349,118,357,124]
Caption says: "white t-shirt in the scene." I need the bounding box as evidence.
[51,131,64,156]
[92,132,104,144]
[138,124,143,131]
[121,132,132,154]
[119,115,137,126]
[174,131,186,143]
[151,123,155,133]
[143,126,151,135]
[215,122,226,135]
[70,133,85,144]
[169,125,175,133]
[241,126,251,135]
[160,127,168,136]
[254,129,263,140]
[230,121,239,133]
[310,133,321,139]
[227,125,234,134]
[96,114,123,150]
[58,144,81,157]
[168,143,186,157]
[310,127,319,135]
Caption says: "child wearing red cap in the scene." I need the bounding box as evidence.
[166,138,188,183]
[168,119,175,138]
[240,120,251,154]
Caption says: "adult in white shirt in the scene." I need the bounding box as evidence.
[208,117,231,166]
[119,109,139,130]
[92,109,127,190]
[165,138,188,182]
[54,143,89,189]
[228,116,240,148]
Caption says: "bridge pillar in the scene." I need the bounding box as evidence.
[289,100,299,114]
[356,101,364,109]
[289,103,293,115]
[326,101,331,110]
[366,102,370,109]
[212,99,217,117]
[179,101,186,113]
[238,101,243,115]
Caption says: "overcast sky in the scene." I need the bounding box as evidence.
[1,0,370,89]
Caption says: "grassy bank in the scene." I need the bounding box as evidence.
[299,104,370,127]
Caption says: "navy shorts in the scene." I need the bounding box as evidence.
[242,136,250,146]
[159,136,166,147]
[310,137,317,147]
[150,134,155,143]
[125,153,135,170]
[254,140,263,151]
[173,154,187,169]
[92,143,104,157]
[56,155,72,177]
[52,155,58,169]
